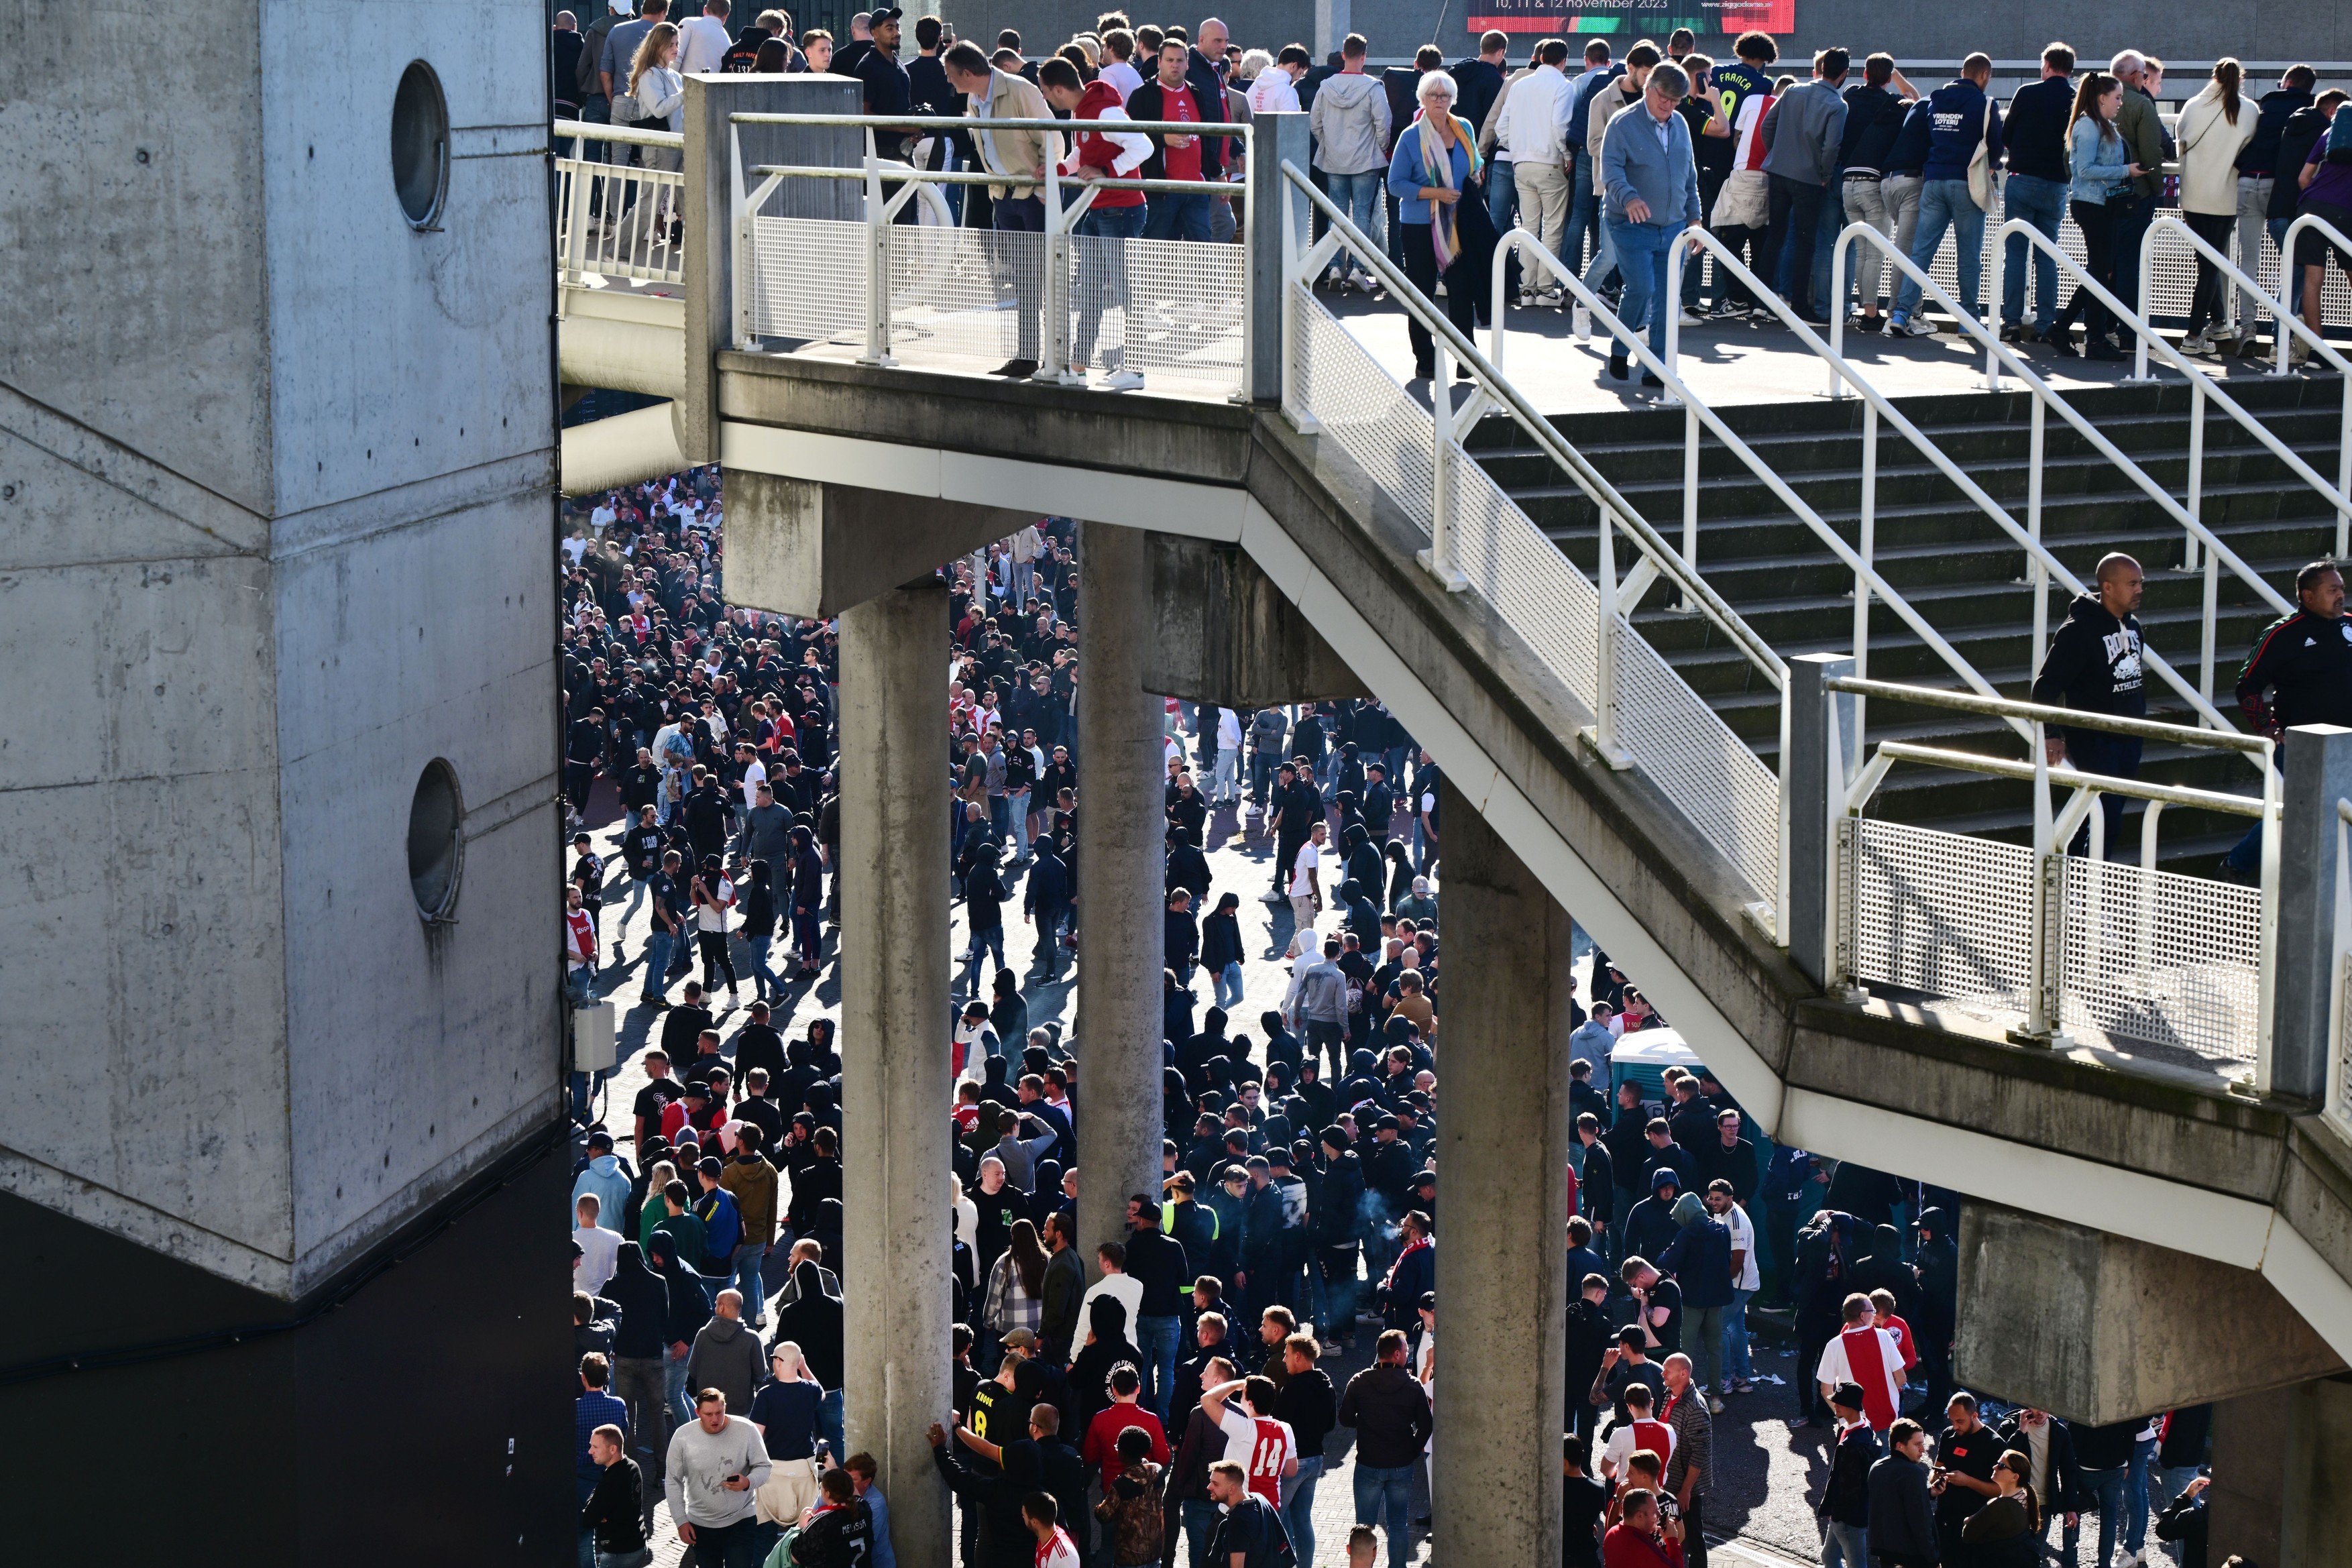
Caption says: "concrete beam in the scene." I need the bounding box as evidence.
[724,473,1033,620]
[838,583,953,1567]
[1141,532,1365,707]
[1073,521,1168,1264]
[1431,779,1573,1568]
[1954,1202,2346,1423]
[559,402,688,498]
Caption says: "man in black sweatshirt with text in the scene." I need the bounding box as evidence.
[2029,551,2147,856]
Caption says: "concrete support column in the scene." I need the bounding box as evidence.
[2210,1376,2352,1566]
[838,583,952,1568]
[2270,723,2352,1103]
[1075,521,1169,1260]
[1785,652,1856,989]
[1431,779,1574,1568]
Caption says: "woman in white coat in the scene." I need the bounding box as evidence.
[2173,58,2257,352]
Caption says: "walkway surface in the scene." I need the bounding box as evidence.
[577,769,1850,1565]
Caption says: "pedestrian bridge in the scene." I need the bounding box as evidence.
[556,77,2352,1438]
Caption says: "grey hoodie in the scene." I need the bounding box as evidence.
[1311,69,1393,176]
[684,1312,767,1414]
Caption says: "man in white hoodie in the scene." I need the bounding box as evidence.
[666,1389,771,1561]
[1308,33,1392,290]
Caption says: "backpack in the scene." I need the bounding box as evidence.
[2329,102,2352,164]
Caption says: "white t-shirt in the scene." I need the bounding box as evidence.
[677,14,733,74]
[1815,1327,1905,1414]
[1037,1526,1083,1568]
[740,758,768,809]
[1247,72,1302,115]
[573,1223,620,1296]
[696,875,734,933]
[1289,839,1321,896]
[1724,1202,1760,1291]
[1080,1272,1146,1339]
[1101,60,1144,101]
[1217,708,1243,750]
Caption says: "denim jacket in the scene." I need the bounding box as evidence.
[2068,115,2133,203]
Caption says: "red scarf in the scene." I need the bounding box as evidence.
[1381,1236,1432,1292]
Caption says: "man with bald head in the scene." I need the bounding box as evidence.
[2030,551,2147,854]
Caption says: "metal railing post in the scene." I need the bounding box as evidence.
[1039,157,1071,383]
[2184,377,2205,572]
[1591,512,1630,769]
[1787,653,1858,990]
[1853,401,1877,753]
[858,146,895,366]
[1664,234,1688,398]
[1681,401,1700,579]
[2028,396,2048,665]
[2023,720,2066,1043]
[1828,231,1852,399]
[562,156,593,287]
[730,123,754,349]
[1418,341,1469,593]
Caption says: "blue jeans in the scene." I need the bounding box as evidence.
[1811,177,1847,319]
[2127,1435,2158,1553]
[963,925,1006,995]
[1895,179,1985,323]
[1353,1461,1415,1568]
[1567,151,1600,278]
[1282,1456,1325,1566]
[820,1386,845,1461]
[745,936,776,999]
[1144,191,1212,243]
[1179,1498,1219,1568]
[642,928,675,1001]
[1723,1286,1754,1380]
[664,1349,693,1426]
[2080,1465,2129,1568]
[1822,1519,1868,1568]
[1325,170,1384,271]
[2003,172,2069,331]
[567,965,598,1007]
[1604,217,1676,359]
[1485,158,1516,237]
[1138,1313,1183,1422]
[730,1241,767,1320]
[1005,787,1031,858]
[2270,216,2304,315]
[1214,960,1245,1011]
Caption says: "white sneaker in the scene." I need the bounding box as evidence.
[1349,268,1377,293]
[1517,289,1538,308]
[1679,307,1708,326]
[2178,332,2211,355]
[1895,316,1937,337]
[1102,368,1145,391]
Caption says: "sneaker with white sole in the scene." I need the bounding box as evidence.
[1679,307,1708,325]
[2178,332,2211,355]
[1101,368,1145,391]
[1349,269,1378,292]
[1895,316,1937,337]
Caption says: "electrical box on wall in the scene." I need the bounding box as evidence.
[573,1002,617,1073]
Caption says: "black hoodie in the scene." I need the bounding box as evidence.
[2030,593,2145,724]
[2274,101,2342,218]
[606,1241,671,1360]
[646,1236,712,1350]
[771,1259,845,1389]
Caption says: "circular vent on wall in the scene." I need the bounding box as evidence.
[407,759,464,920]
[391,60,450,228]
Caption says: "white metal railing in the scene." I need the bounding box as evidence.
[1831,221,2301,718]
[1276,164,1787,917]
[1828,675,2278,1075]
[726,112,1249,397]
[2271,213,2352,385]
[555,119,688,287]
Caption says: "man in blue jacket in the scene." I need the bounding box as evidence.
[1600,59,1703,384]
[1891,53,2001,337]
[1999,42,2080,343]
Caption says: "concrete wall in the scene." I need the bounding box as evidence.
[937,0,2352,70]
[0,1,560,1298]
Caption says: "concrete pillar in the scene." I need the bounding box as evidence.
[1785,653,1856,988]
[1141,532,1365,707]
[1075,521,1170,1260]
[1431,779,1574,1568]
[2270,724,2352,1104]
[2210,1376,2352,1567]
[838,583,953,1567]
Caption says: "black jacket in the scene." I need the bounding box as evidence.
[1867,1453,1937,1565]
[2031,594,2147,724]
[1838,84,1909,176]
[1577,1140,1615,1223]
[1993,1414,2082,1509]
[2274,104,2338,218]
[1125,1225,1193,1317]
[771,1259,846,1388]
[2154,1482,2208,1568]
[791,1498,876,1568]
[1274,1366,1339,1457]
[2239,87,2314,176]
[2001,76,2075,182]
[1313,1150,1365,1247]
[581,1457,648,1552]
[1127,74,1228,184]
[605,1242,671,1359]
[2237,608,2352,733]
[1337,1363,1433,1467]
[1816,1422,1881,1527]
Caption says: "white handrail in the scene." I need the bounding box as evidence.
[2143,213,2352,381]
[1834,219,2298,642]
[554,116,684,148]
[1274,176,1783,687]
[1636,222,2252,748]
[2276,211,2352,378]
[1481,219,2035,744]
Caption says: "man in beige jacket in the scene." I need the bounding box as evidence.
[944,40,1062,376]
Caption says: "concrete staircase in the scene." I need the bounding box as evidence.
[1470,376,2350,870]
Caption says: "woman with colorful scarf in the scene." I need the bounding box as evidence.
[1386,70,1486,380]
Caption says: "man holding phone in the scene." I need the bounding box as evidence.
[665,1388,771,1565]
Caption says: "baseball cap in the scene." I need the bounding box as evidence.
[587,1129,614,1150]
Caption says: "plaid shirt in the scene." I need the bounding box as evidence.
[1661,1384,1712,1498]
[983,1253,1044,1337]
[578,1389,630,1484]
